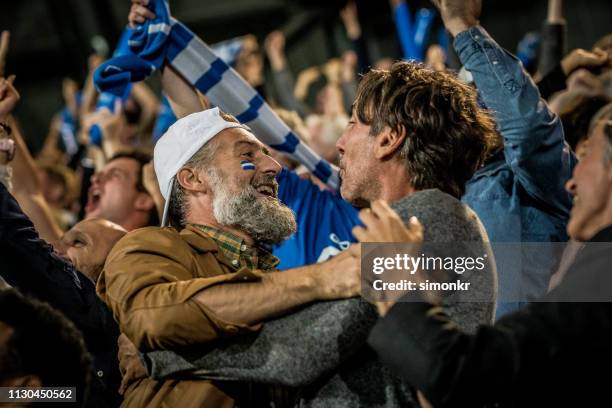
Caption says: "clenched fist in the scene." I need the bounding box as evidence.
[430,0,482,37]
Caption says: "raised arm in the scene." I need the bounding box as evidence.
[435,0,574,214]
[160,64,207,118]
[128,0,206,119]
[0,81,64,244]
[79,54,105,119]
[538,0,566,76]
[339,0,370,74]
[264,30,309,118]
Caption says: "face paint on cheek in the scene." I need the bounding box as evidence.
[241,160,256,171]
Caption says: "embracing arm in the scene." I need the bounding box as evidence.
[99,228,359,351]
[143,298,376,387]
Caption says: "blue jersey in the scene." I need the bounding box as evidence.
[274,169,361,270]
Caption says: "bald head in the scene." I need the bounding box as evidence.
[59,219,127,282]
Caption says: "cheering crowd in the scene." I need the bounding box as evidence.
[1,0,612,406]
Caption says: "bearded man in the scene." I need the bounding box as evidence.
[97,108,362,407]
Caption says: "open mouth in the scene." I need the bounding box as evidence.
[254,184,276,198]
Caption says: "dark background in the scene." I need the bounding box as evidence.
[1,0,610,150]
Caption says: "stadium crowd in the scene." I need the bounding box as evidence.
[1,0,612,406]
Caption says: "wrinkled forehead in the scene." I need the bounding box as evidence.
[215,127,265,153]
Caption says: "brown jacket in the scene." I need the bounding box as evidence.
[97,225,267,407]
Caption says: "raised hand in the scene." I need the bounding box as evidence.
[561,48,610,76]
[340,0,361,40]
[264,31,286,71]
[430,0,482,37]
[128,0,156,27]
[0,76,19,121]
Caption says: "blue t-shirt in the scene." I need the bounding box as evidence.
[274,169,361,270]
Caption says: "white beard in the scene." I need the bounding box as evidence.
[208,169,297,245]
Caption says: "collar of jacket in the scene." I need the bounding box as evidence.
[177,224,243,272]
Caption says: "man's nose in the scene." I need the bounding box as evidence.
[336,131,347,155]
[90,172,101,185]
[54,241,69,257]
[259,154,282,177]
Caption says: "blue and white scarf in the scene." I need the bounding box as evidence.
[94,0,338,189]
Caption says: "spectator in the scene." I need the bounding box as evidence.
[98,108,362,407]
[431,0,575,316]
[367,118,612,408]
[1,99,125,406]
[363,0,612,402]
[84,150,158,231]
[336,60,498,326]
[0,179,124,406]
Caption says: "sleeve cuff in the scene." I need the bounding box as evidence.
[453,26,490,59]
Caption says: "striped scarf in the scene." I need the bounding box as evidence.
[93,0,338,189]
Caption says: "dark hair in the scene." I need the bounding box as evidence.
[560,95,609,151]
[354,61,500,198]
[0,289,92,403]
[109,150,159,226]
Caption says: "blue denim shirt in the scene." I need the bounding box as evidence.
[457,27,576,316]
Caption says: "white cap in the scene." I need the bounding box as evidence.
[154,108,247,226]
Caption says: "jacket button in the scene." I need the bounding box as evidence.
[97,370,104,378]
[240,244,247,251]
[231,259,239,266]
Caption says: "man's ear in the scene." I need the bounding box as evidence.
[134,191,154,212]
[374,126,407,160]
[175,167,210,194]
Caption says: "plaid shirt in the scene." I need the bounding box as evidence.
[194,224,295,407]
[194,224,279,271]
